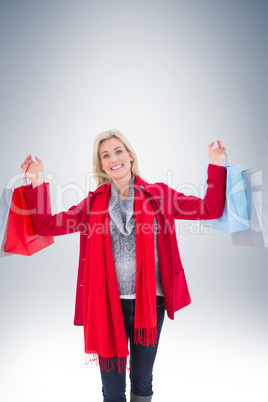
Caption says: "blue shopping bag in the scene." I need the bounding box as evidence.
[201,154,249,233]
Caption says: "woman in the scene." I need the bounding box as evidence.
[20,129,227,402]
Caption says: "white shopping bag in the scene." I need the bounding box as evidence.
[0,188,13,257]
[231,168,268,248]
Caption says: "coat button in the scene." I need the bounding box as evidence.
[158,199,162,205]
[139,185,145,190]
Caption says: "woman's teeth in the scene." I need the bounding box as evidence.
[111,164,123,170]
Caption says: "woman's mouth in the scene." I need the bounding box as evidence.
[111,164,123,171]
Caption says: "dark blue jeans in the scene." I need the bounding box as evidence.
[100,296,165,402]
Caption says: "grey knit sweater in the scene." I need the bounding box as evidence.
[108,174,164,299]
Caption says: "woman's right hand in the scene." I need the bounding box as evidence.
[20,155,44,188]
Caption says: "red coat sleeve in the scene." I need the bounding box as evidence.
[24,182,87,236]
[169,164,226,220]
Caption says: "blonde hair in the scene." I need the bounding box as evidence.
[93,129,146,187]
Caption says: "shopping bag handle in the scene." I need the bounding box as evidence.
[221,149,237,167]
[22,161,33,186]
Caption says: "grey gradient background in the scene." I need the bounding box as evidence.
[0,0,267,401]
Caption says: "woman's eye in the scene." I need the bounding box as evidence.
[103,150,122,159]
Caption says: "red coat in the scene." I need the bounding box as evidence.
[24,164,226,323]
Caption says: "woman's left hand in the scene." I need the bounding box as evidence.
[208,140,227,166]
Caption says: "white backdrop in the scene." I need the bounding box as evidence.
[0,1,267,401]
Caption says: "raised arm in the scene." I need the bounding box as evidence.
[20,155,87,236]
[169,164,226,220]
[169,140,227,220]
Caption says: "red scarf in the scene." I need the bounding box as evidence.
[83,179,157,373]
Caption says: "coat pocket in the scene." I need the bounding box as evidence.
[174,268,191,311]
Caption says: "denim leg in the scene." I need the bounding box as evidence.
[100,299,133,402]
[101,369,127,402]
[130,296,165,397]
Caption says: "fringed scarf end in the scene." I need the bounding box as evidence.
[134,326,158,347]
[85,352,130,374]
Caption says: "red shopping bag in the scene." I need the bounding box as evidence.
[5,184,54,256]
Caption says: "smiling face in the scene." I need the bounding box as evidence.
[99,137,133,181]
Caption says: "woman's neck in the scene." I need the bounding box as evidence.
[112,172,133,199]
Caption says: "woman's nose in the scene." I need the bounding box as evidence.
[111,155,118,163]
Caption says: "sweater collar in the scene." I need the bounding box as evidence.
[109,173,135,235]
